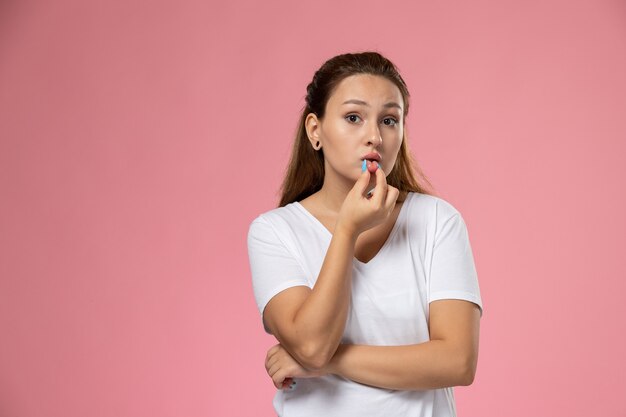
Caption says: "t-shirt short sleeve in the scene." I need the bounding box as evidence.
[247,216,311,332]
[429,206,484,317]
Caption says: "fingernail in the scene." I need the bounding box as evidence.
[377,162,381,170]
[361,160,366,172]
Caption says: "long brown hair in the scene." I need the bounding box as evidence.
[279,51,435,207]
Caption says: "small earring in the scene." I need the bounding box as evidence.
[314,140,321,150]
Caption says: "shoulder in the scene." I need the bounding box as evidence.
[403,192,470,243]
[405,192,463,223]
[247,202,305,241]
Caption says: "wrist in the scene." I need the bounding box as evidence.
[334,221,360,241]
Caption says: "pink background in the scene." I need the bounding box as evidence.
[1,0,625,416]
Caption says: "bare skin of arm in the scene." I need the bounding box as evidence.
[264,167,400,370]
[265,300,481,390]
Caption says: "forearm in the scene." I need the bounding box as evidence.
[327,341,472,390]
[290,225,357,367]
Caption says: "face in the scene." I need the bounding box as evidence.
[306,74,404,189]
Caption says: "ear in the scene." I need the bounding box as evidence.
[305,113,321,148]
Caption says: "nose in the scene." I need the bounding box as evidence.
[367,124,383,148]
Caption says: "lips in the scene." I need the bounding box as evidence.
[361,152,382,173]
[361,152,381,162]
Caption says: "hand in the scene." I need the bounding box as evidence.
[265,343,327,390]
[336,164,400,236]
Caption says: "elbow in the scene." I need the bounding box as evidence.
[459,366,476,386]
[458,356,477,386]
[295,343,335,371]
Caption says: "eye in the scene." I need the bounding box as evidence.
[382,117,398,126]
[345,114,362,124]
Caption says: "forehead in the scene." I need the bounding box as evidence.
[328,74,403,107]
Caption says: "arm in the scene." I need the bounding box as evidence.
[265,299,481,390]
[328,300,481,389]
[264,168,400,370]
[264,225,357,370]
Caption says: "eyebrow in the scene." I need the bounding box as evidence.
[342,99,403,111]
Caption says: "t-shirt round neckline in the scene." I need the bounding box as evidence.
[292,193,413,267]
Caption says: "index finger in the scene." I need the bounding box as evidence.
[370,165,388,206]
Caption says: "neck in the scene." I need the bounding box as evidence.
[315,167,365,214]
[317,186,347,214]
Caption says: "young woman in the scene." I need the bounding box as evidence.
[247,51,483,417]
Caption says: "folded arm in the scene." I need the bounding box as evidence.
[266,299,481,390]
[332,300,481,389]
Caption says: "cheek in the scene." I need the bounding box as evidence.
[325,141,356,168]
[383,130,403,152]
[384,137,403,173]
[323,125,357,152]
[328,123,355,143]
[381,124,402,139]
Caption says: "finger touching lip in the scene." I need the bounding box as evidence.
[366,160,380,173]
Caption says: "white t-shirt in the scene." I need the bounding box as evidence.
[247,192,483,417]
